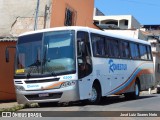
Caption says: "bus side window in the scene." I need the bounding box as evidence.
[130,43,140,59]
[139,44,148,60]
[77,31,92,79]
[120,41,130,58]
[92,35,105,56]
[147,46,152,60]
[108,38,119,58]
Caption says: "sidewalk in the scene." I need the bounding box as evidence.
[0,101,18,109]
[140,88,157,95]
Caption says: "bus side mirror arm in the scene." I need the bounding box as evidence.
[5,46,16,63]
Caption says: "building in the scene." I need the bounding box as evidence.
[0,37,17,101]
[0,0,52,101]
[93,9,159,87]
[102,29,147,40]
[93,11,145,39]
[93,8,105,16]
[0,0,97,101]
[141,25,160,86]
[0,0,52,37]
[94,15,141,30]
[50,0,97,29]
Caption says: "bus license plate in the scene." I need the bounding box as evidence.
[39,93,49,97]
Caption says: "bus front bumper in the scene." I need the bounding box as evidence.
[16,82,80,104]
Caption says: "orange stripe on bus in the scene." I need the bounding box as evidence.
[114,69,154,95]
[42,82,64,90]
[107,61,153,95]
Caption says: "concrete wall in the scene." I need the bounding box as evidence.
[154,44,160,85]
[0,0,52,101]
[153,53,160,85]
[104,29,147,40]
[119,20,128,29]
[0,0,52,37]
[131,16,141,29]
[156,56,160,84]
[94,15,141,29]
[0,0,97,101]
[10,17,45,36]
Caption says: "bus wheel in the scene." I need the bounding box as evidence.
[135,81,140,98]
[38,103,48,107]
[38,102,58,107]
[125,81,140,100]
[88,84,101,104]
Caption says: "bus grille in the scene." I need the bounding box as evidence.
[25,78,60,84]
[15,81,23,84]
[25,93,62,100]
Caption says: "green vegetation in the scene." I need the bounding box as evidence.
[0,103,39,116]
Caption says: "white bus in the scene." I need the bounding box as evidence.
[6,26,155,106]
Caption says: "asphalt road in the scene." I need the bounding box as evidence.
[20,94,160,111]
[18,94,160,117]
[2,93,160,120]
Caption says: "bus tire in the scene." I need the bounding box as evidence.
[38,102,58,107]
[88,83,101,105]
[133,81,140,99]
[38,103,48,107]
[125,81,140,100]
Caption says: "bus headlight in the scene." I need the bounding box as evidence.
[61,81,76,88]
[15,86,25,91]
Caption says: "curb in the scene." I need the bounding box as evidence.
[140,89,157,95]
[0,102,19,109]
[0,103,39,112]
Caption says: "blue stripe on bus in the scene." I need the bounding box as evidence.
[108,68,142,95]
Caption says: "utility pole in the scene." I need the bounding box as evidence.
[44,4,48,29]
[34,0,40,31]
[44,0,51,29]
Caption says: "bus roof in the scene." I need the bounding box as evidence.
[19,26,150,45]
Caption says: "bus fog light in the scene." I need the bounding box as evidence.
[15,86,25,91]
[61,81,76,88]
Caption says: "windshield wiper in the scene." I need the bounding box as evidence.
[51,71,57,76]
[27,49,41,77]
[42,45,48,74]
[42,45,57,77]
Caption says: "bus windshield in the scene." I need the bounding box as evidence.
[15,30,75,76]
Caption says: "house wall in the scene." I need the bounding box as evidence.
[0,0,97,101]
[145,30,160,86]
[0,0,51,37]
[104,29,147,40]
[131,16,141,29]
[155,56,160,84]
[94,15,141,30]
[10,17,45,36]
[50,0,97,29]
[153,44,160,85]
[0,42,16,101]
[119,20,128,29]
